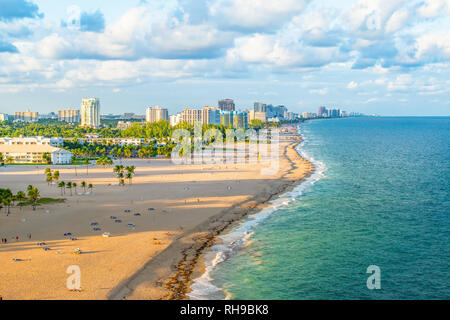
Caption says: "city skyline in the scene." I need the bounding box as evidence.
[0,0,449,116]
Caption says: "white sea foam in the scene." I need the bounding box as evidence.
[187,125,326,300]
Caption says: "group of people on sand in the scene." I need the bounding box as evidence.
[0,234,31,245]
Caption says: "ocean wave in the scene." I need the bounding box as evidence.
[187,124,326,300]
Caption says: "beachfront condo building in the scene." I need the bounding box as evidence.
[254,102,267,113]
[58,109,80,123]
[0,144,72,164]
[180,108,202,125]
[0,113,8,122]
[219,111,248,129]
[302,112,317,119]
[202,106,221,125]
[146,106,169,123]
[218,99,235,111]
[15,109,38,122]
[233,111,248,129]
[249,110,267,122]
[170,114,181,126]
[80,98,100,128]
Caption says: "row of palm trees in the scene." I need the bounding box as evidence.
[57,181,93,196]
[44,167,93,196]
[0,185,40,215]
[113,165,136,186]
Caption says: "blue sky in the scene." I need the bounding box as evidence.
[0,0,449,116]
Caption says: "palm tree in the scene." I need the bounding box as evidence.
[58,181,65,196]
[44,167,52,175]
[84,159,90,176]
[88,183,93,193]
[119,178,125,186]
[46,173,53,186]
[126,172,133,185]
[27,185,33,193]
[53,170,60,183]
[2,197,12,215]
[81,181,86,193]
[15,191,26,211]
[42,152,51,164]
[72,182,77,194]
[27,187,40,211]
[66,182,72,196]
[126,165,136,175]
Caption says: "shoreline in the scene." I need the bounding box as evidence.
[108,126,314,300]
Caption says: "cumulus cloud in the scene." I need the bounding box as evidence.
[0,0,42,22]
[346,0,409,38]
[209,0,310,32]
[43,5,233,60]
[417,0,450,18]
[387,74,413,91]
[226,33,346,70]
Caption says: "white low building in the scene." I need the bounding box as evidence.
[0,144,72,164]
[0,136,64,147]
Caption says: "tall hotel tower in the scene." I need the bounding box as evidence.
[80,98,100,128]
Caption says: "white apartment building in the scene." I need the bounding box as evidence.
[0,136,64,147]
[170,114,181,126]
[146,106,169,123]
[81,98,100,128]
[0,113,8,121]
[0,144,72,164]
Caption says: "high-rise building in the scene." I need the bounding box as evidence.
[202,106,220,125]
[218,99,235,111]
[146,106,169,123]
[302,112,317,119]
[220,111,234,127]
[249,110,267,122]
[170,114,181,126]
[15,109,38,122]
[80,98,100,128]
[254,102,267,113]
[180,108,202,125]
[232,111,248,129]
[0,113,8,122]
[318,106,327,117]
[58,109,80,123]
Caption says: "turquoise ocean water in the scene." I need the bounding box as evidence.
[189,117,450,300]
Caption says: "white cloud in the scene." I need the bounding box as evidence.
[37,5,233,60]
[347,81,358,89]
[209,0,309,31]
[387,74,413,91]
[385,9,409,33]
[309,88,328,95]
[417,0,450,18]
[226,33,345,69]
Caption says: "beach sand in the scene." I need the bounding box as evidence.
[0,128,312,300]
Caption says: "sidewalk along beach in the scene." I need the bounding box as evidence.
[0,126,313,300]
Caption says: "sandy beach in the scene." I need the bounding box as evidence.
[0,127,312,300]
